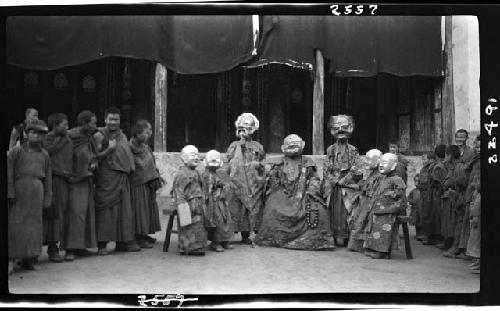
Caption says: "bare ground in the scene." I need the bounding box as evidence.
[8,214,479,295]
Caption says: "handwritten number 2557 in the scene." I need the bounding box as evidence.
[330,5,378,16]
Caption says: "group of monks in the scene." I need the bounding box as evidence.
[8,107,164,273]
[7,107,480,276]
[408,130,481,274]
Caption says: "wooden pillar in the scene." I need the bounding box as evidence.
[312,49,325,155]
[441,16,455,145]
[154,63,167,152]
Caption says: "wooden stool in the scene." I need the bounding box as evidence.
[388,215,413,259]
[162,209,178,252]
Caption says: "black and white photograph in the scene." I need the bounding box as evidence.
[1,2,498,308]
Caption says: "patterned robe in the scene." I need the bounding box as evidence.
[42,133,73,244]
[363,173,406,253]
[8,144,52,259]
[129,141,162,235]
[255,156,335,250]
[202,168,234,243]
[347,168,381,252]
[63,128,97,250]
[94,127,135,243]
[226,139,266,233]
[172,166,207,253]
[323,142,362,242]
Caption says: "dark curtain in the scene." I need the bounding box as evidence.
[7,16,255,74]
[251,16,443,77]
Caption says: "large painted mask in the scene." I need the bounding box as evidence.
[204,149,223,169]
[328,115,354,140]
[378,153,398,175]
[281,134,305,157]
[235,113,259,140]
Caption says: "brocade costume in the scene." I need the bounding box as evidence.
[226,140,266,233]
[323,142,362,243]
[255,156,335,250]
[363,172,406,253]
[172,166,207,254]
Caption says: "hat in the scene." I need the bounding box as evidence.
[26,119,49,133]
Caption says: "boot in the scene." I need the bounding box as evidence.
[369,251,388,259]
[241,232,252,244]
[48,242,64,263]
[21,257,41,271]
[98,242,109,256]
[210,243,224,252]
[469,259,480,269]
[64,250,75,261]
[123,241,141,252]
[221,242,234,250]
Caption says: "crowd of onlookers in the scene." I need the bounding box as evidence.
[408,130,481,274]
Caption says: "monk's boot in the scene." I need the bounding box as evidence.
[442,247,460,258]
[363,249,376,257]
[64,250,76,262]
[74,249,96,257]
[210,243,224,252]
[144,235,157,244]
[369,251,388,259]
[241,232,252,244]
[189,249,206,256]
[469,259,480,269]
[137,235,154,249]
[98,242,110,256]
[221,242,234,250]
[21,257,41,271]
[123,241,141,252]
[48,242,64,263]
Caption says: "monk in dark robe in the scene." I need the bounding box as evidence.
[437,145,462,251]
[42,113,72,263]
[202,150,235,252]
[129,120,163,248]
[363,153,407,259]
[428,145,447,247]
[255,134,335,250]
[8,120,52,273]
[418,151,436,243]
[323,115,363,246]
[421,145,446,246]
[347,149,382,253]
[63,110,98,261]
[226,113,266,245]
[94,107,139,255]
[172,145,207,255]
[444,134,480,259]
[407,174,422,239]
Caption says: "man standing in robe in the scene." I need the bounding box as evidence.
[94,107,139,255]
[226,113,266,245]
[42,113,72,263]
[64,110,98,260]
[418,151,436,243]
[8,120,52,272]
[323,115,363,246]
[426,144,447,246]
[347,149,382,253]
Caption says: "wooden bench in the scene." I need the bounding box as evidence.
[162,208,177,252]
[388,215,413,259]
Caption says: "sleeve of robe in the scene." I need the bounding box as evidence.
[305,165,321,196]
[42,150,53,208]
[172,170,190,205]
[7,147,20,199]
[374,177,407,215]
